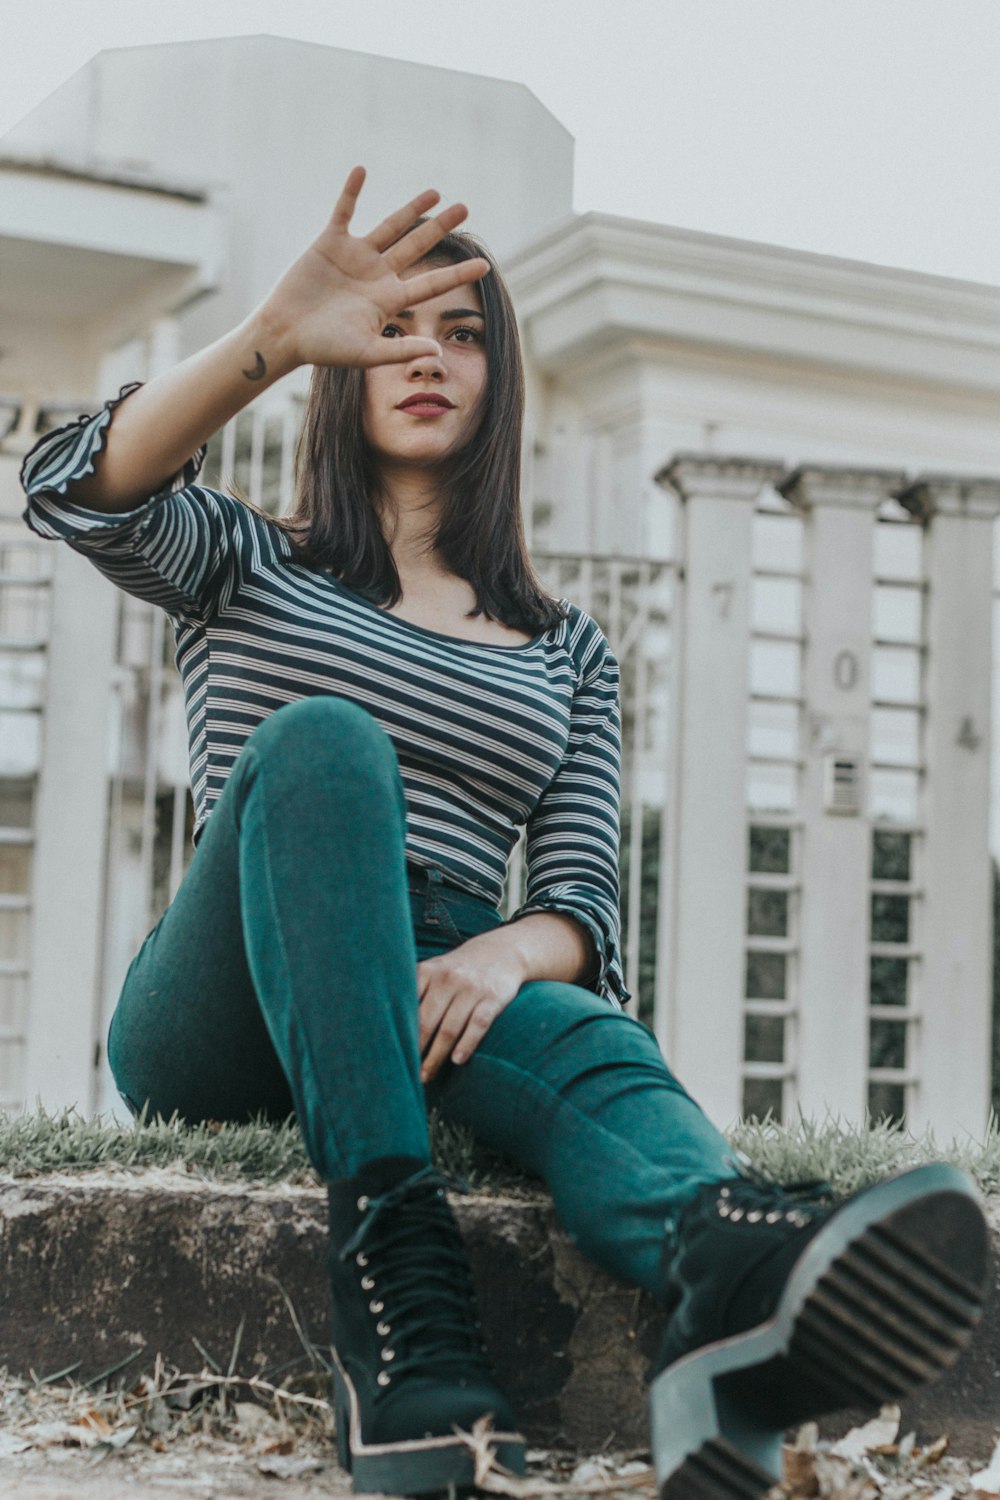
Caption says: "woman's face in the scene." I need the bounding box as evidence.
[362,272,488,473]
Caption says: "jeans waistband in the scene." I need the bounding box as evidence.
[405,860,497,934]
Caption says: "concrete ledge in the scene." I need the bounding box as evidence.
[0,1176,996,1454]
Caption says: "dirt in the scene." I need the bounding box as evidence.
[0,1438,350,1499]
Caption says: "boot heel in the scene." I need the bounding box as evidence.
[651,1333,783,1500]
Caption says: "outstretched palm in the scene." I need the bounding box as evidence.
[266,167,489,371]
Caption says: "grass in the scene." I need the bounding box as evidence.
[2,1103,1000,1198]
[0,1103,532,1192]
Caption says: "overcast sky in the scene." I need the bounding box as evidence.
[2,0,1000,288]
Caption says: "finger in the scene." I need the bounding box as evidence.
[417,987,450,1053]
[417,968,460,1050]
[328,165,367,231]
[389,257,490,312]
[382,202,471,271]
[360,335,444,368]
[449,1003,499,1066]
[420,996,475,1083]
[367,189,444,253]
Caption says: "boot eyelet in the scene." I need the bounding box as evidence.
[361,1275,375,1290]
[369,1299,384,1314]
[766,1210,783,1224]
[356,1252,368,1267]
[718,1202,731,1217]
[357,1195,370,1211]
[746,1209,763,1224]
[381,1348,395,1363]
[729,1207,745,1222]
[720,1186,731,1198]
[376,1321,391,1336]
[377,1372,391,1387]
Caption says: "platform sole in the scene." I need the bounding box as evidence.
[332,1353,526,1495]
[650,1163,990,1500]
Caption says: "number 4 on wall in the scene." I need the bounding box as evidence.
[956,716,982,751]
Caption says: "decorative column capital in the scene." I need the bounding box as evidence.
[895,473,1000,524]
[655,453,785,503]
[779,464,908,513]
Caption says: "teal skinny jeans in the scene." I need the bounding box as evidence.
[108,697,735,1296]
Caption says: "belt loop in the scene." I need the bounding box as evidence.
[424,866,443,923]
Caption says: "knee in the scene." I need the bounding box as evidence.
[504,981,668,1063]
[248,697,398,783]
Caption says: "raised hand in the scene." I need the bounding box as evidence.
[260,166,490,373]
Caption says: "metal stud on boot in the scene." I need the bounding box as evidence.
[650,1163,990,1500]
[326,1156,525,1495]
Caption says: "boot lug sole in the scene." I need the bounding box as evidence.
[651,1163,990,1500]
[332,1349,526,1495]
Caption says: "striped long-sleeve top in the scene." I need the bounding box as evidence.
[21,385,630,1008]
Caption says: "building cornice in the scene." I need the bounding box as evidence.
[0,154,210,202]
[506,213,1000,395]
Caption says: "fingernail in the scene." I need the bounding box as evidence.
[452,1051,465,1065]
[420,1067,429,1083]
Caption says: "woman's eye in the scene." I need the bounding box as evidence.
[381,324,403,339]
[451,327,482,344]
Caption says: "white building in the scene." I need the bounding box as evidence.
[2,36,999,1135]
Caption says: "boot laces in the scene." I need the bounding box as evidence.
[708,1168,835,1228]
[339,1168,487,1385]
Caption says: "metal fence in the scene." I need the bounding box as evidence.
[0,397,995,1126]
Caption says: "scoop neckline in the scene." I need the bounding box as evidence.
[323,574,556,653]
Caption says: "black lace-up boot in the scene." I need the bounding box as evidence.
[650,1163,990,1500]
[326,1156,525,1495]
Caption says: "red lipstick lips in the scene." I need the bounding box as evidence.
[397,393,454,411]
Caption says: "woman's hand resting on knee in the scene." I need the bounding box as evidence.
[417,912,598,1081]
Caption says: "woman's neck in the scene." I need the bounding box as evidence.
[377,466,450,580]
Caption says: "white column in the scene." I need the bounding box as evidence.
[23,546,118,1112]
[897,475,1000,1135]
[655,455,784,1126]
[781,465,905,1121]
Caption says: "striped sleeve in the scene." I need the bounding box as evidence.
[19,383,234,623]
[509,619,631,1009]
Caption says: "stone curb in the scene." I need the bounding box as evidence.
[0,1176,996,1454]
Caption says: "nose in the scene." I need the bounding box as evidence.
[405,348,446,381]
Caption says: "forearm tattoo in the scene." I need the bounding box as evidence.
[242,351,267,381]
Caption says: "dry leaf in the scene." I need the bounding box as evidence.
[144,1396,171,1435]
[831,1406,901,1461]
[916,1437,950,1468]
[22,1420,77,1448]
[261,1437,296,1456]
[782,1443,819,1496]
[970,1439,1000,1498]
[233,1400,278,1435]
[257,1453,327,1478]
[104,1425,139,1451]
[572,1459,616,1484]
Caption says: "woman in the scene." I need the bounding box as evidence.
[21,169,989,1499]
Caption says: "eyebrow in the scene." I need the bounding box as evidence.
[393,308,485,321]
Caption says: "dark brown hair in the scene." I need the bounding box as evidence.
[269,227,567,634]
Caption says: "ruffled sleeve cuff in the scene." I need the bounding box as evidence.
[20,382,207,540]
[508,898,632,1010]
